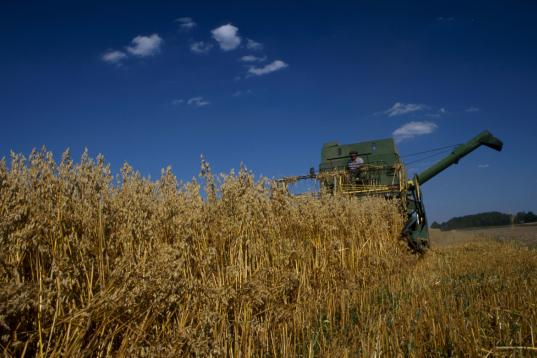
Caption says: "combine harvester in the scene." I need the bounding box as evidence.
[279,131,503,252]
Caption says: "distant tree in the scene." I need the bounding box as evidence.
[514,211,537,224]
[436,211,512,231]
[430,221,441,229]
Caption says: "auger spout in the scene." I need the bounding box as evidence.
[416,130,503,186]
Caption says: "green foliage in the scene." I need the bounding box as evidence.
[514,211,537,224]
[434,211,537,231]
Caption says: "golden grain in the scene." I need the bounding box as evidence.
[1,149,536,356]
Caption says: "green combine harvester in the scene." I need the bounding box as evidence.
[279,131,503,252]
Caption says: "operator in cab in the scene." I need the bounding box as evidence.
[348,151,364,174]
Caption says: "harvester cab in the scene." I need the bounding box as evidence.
[319,138,406,197]
[278,130,503,252]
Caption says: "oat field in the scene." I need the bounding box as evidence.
[1,149,536,356]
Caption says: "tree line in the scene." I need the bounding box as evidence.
[431,211,537,231]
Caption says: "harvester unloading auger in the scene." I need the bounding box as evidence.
[277,131,503,252]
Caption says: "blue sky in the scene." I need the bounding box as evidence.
[1,0,536,222]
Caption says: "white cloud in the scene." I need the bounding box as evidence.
[126,34,163,57]
[176,17,196,31]
[187,96,210,107]
[173,97,210,107]
[426,107,447,118]
[190,41,213,54]
[240,55,266,63]
[248,60,288,76]
[477,164,490,169]
[382,102,427,117]
[102,50,127,64]
[393,121,438,142]
[465,106,480,113]
[246,38,263,51]
[232,89,252,97]
[211,24,241,51]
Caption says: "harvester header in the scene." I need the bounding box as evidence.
[278,130,503,252]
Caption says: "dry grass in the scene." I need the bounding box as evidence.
[1,148,536,356]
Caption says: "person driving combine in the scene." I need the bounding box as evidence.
[348,151,364,173]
